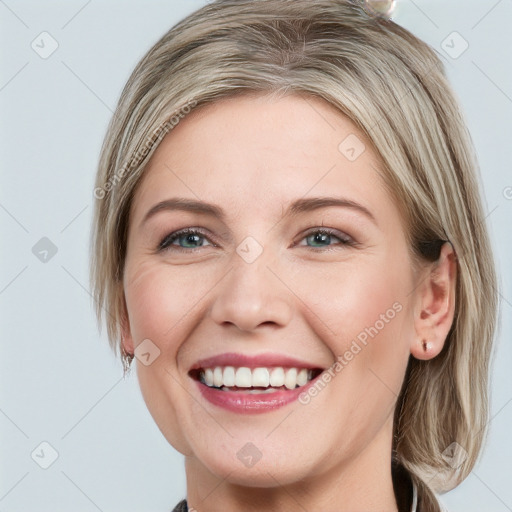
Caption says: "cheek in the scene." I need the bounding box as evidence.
[293,254,413,396]
[291,258,413,452]
[124,259,208,349]
[124,260,209,455]
[297,258,410,344]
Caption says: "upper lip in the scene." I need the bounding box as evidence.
[189,352,326,371]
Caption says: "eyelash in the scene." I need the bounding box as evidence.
[157,227,356,253]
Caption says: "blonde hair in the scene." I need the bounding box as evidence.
[90,1,498,509]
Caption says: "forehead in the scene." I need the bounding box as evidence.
[130,93,390,223]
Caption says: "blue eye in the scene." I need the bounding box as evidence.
[158,228,213,251]
[157,227,354,253]
[300,229,353,249]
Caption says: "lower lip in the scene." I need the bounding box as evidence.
[195,376,319,414]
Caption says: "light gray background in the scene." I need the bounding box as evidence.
[0,1,510,511]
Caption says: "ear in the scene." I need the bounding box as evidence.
[411,242,457,361]
[120,292,135,356]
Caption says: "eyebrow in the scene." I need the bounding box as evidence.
[140,196,377,229]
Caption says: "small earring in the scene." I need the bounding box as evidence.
[121,337,134,376]
[422,339,432,352]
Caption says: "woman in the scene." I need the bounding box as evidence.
[90,1,498,510]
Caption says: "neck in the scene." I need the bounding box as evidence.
[184,417,400,512]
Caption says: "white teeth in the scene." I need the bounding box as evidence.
[252,367,270,387]
[297,368,308,386]
[220,386,278,394]
[235,367,252,388]
[246,387,277,394]
[284,368,297,390]
[269,367,285,387]
[204,368,214,386]
[213,367,223,387]
[198,365,317,390]
[223,366,235,387]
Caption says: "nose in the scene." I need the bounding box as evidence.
[209,249,293,332]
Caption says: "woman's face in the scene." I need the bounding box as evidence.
[123,93,420,486]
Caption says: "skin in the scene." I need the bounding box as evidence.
[121,93,457,512]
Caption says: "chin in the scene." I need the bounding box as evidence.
[186,432,324,488]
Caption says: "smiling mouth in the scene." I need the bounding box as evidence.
[189,366,324,394]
